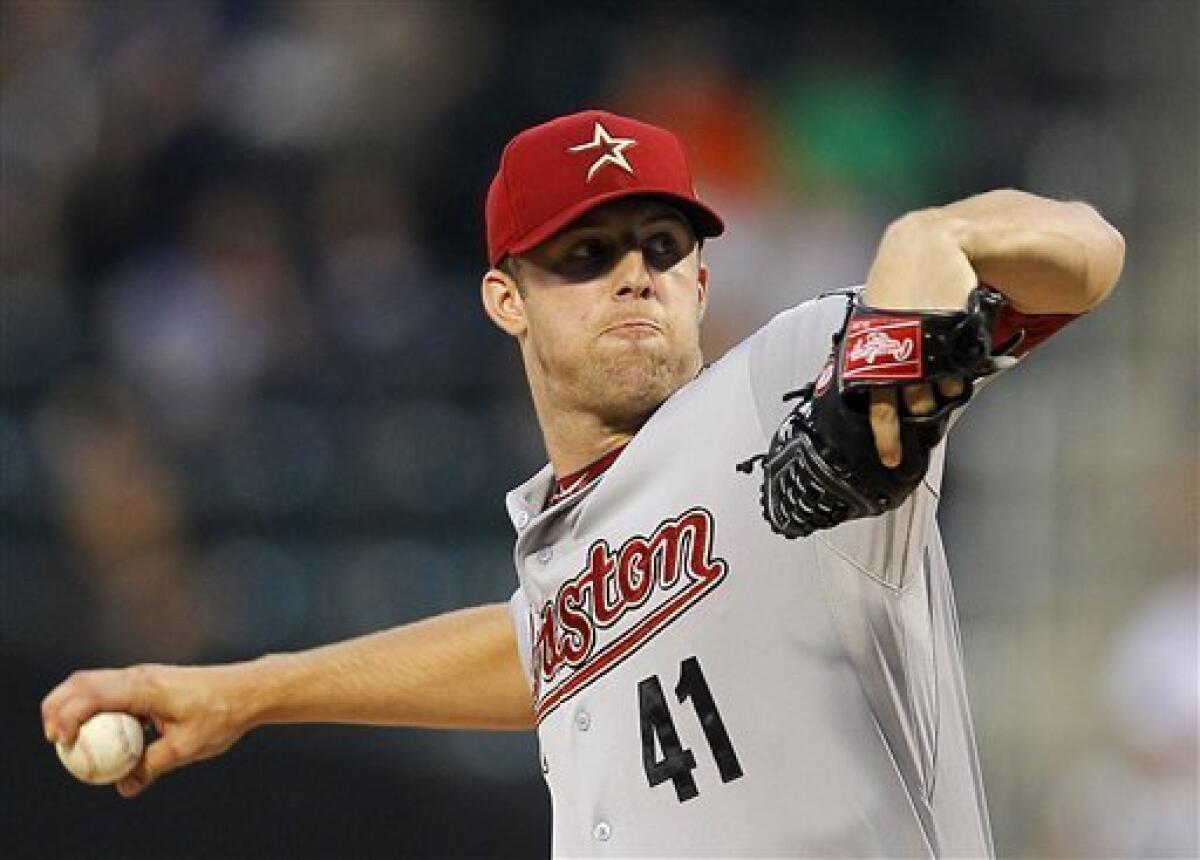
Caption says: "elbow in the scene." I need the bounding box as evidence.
[1075,202,1126,310]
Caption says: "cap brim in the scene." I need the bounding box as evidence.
[499,187,724,265]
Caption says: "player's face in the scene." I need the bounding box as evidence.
[486,199,709,430]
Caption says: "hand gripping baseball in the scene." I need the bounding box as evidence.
[42,664,251,797]
[737,287,1007,539]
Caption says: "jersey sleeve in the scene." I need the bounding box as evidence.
[745,290,855,437]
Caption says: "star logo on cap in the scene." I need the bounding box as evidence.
[567,121,637,182]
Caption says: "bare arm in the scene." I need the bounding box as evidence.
[41,603,533,797]
[859,189,1125,464]
[253,603,533,730]
[864,188,1125,313]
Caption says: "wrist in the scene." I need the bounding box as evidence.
[865,210,977,311]
[226,653,297,730]
[889,209,977,260]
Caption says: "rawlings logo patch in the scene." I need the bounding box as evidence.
[842,317,923,381]
[532,507,727,722]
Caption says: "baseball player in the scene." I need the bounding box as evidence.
[41,110,1124,857]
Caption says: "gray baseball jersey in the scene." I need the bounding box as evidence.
[507,291,996,858]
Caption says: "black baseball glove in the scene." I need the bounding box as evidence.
[737,286,1010,539]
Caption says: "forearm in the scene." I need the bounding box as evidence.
[239,603,535,732]
[943,189,1124,311]
[866,189,1125,313]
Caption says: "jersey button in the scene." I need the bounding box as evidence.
[536,547,554,564]
[592,821,611,842]
[574,710,591,731]
[514,510,531,529]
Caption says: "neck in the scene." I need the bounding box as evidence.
[536,401,640,477]
[524,368,645,476]
[519,337,701,477]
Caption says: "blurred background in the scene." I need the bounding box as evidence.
[1,1,1195,857]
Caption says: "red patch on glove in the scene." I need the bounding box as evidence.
[841,316,924,382]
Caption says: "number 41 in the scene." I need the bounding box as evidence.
[638,656,744,802]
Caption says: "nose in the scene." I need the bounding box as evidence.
[613,247,655,301]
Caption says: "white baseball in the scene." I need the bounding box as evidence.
[55,712,144,785]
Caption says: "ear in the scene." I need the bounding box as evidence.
[481,268,527,336]
[696,263,710,320]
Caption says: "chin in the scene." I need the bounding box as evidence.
[588,354,690,427]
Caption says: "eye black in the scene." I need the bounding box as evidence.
[570,240,608,261]
[552,238,616,278]
[643,230,693,270]
[647,234,677,254]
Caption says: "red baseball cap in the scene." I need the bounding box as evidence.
[485,110,725,267]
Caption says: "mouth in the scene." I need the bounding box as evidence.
[602,319,663,338]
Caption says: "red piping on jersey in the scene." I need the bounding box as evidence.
[546,443,629,509]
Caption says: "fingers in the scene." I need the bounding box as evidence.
[871,378,970,468]
[116,776,142,799]
[42,665,161,746]
[115,734,185,798]
[869,388,901,468]
[938,376,965,399]
[902,384,936,416]
[902,377,967,418]
[42,669,114,745]
[45,663,247,799]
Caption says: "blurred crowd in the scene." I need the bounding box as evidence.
[1,2,1194,857]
